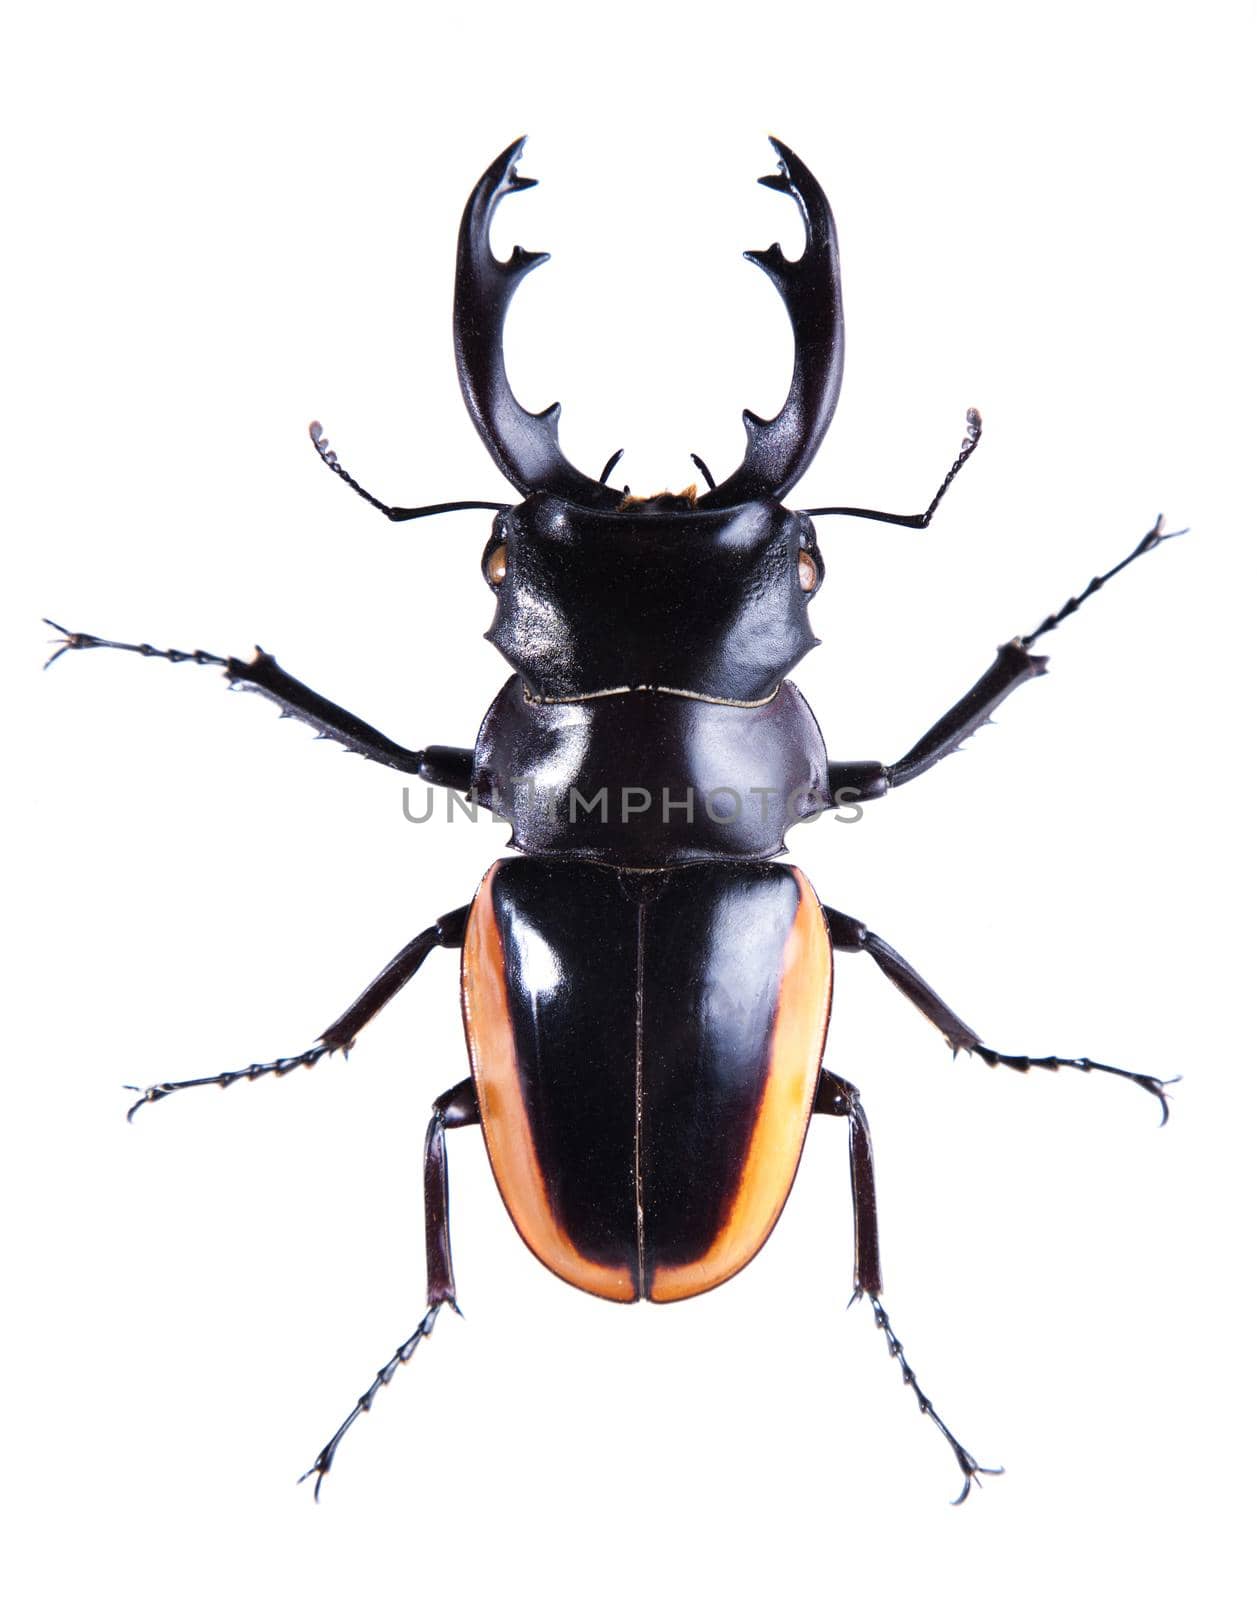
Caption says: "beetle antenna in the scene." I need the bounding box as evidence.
[309,423,508,522]
[803,408,983,528]
[689,453,717,494]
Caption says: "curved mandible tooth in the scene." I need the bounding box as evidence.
[504,244,549,278]
[757,137,826,255]
[744,240,791,291]
[453,138,620,507]
[699,138,845,509]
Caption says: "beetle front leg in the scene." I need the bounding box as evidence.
[813,1069,1001,1503]
[828,639,1047,803]
[125,908,469,1119]
[823,909,1177,1121]
[299,1077,480,1500]
[826,517,1183,804]
[43,620,473,786]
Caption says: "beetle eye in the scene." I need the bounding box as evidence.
[485,542,508,586]
[798,550,819,592]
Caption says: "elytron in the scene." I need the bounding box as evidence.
[46,137,1180,1499]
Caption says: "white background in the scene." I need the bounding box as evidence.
[4,3,1253,1596]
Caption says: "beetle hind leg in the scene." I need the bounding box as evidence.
[864,1295,1004,1505]
[298,1303,447,1502]
[813,1069,881,1298]
[814,1069,1002,1503]
[299,1078,480,1500]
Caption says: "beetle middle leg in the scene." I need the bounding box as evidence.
[299,1077,480,1500]
[813,1069,1001,1503]
[824,909,1177,1120]
[125,907,468,1119]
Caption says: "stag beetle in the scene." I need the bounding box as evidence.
[45,137,1181,1501]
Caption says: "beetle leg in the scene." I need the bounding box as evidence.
[826,516,1185,803]
[1018,515,1187,650]
[299,1077,480,1500]
[824,908,1177,1122]
[813,1069,881,1297]
[827,639,1048,803]
[813,1069,1001,1503]
[42,620,474,785]
[865,1296,1003,1505]
[125,908,468,1120]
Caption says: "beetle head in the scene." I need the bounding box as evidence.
[480,493,824,704]
[455,137,840,702]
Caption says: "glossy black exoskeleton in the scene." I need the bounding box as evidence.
[45,137,1181,1501]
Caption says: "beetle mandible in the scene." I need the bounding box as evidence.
[45,137,1181,1501]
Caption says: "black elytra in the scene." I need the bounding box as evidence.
[44,135,1183,1503]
